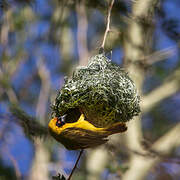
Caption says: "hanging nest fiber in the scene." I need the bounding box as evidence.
[52,54,140,128]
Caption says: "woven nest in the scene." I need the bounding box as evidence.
[52,54,140,128]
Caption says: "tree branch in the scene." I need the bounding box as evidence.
[122,0,160,179]
[36,58,51,122]
[29,59,51,180]
[142,68,180,113]
[145,47,176,65]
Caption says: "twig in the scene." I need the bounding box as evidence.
[135,47,176,66]
[2,146,21,180]
[128,146,180,164]
[123,123,180,180]
[145,47,176,65]
[67,150,84,180]
[100,0,114,52]
[142,68,180,113]
[36,58,51,123]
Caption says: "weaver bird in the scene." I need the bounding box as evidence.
[48,108,127,150]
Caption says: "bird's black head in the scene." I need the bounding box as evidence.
[56,114,67,127]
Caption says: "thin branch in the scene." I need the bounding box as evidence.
[67,150,84,180]
[135,47,176,68]
[7,151,21,180]
[123,123,180,180]
[142,68,180,113]
[107,140,180,165]
[36,58,51,123]
[29,139,50,180]
[0,8,10,45]
[145,47,176,65]
[0,68,19,104]
[2,146,21,180]
[29,59,51,180]
[0,9,19,104]
[100,0,114,51]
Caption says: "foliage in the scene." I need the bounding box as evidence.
[10,104,48,140]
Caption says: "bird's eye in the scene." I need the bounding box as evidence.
[56,118,62,127]
[56,117,65,127]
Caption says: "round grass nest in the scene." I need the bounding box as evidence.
[52,54,140,128]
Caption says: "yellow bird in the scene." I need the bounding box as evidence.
[48,112,127,150]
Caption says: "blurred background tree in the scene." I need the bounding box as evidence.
[0,0,180,180]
